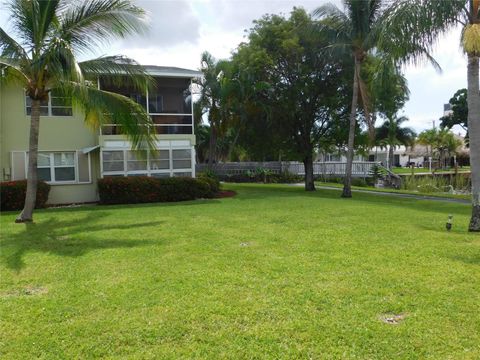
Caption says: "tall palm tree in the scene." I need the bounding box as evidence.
[314,0,384,197]
[384,0,479,230]
[375,115,416,169]
[314,0,436,198]
[0,0,154,222]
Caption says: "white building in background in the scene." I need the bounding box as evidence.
[367,146,426,168]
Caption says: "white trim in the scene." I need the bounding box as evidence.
[190,78,195,136]
[74,150,80,183]
[146,87,150,114]
[21,150,93,185]
[88,152,92,184]
[100,146,194,178]
[24,90,73,117]
[10,152,15,180]
[191,147,196,177]
[82,145,100,154]
[149,112,191,116]
[100,148,104,178]
[76,150,92,184]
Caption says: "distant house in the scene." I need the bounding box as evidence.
[367,146,424,168]
[367,133,470,168]
[0,65,202,204]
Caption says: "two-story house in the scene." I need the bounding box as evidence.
[0,65,201,204]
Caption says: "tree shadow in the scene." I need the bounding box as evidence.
[229,183,471,216]
[1,212,162,272]
[449,254,480,265]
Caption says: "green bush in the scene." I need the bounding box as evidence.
[98,176,219,205]
[401,174,471,194]
[351,178,368,187]
[197,172,221,195]
[1,180,51,211]
[213,171,302,184]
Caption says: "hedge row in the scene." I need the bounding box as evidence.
[1,180,51,211]
[98,176,220,205]
[215,172,303,184]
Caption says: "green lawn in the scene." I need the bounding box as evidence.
[392,167,471,175]
[1,184,479,359]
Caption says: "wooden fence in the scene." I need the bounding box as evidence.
[196,161,378,178]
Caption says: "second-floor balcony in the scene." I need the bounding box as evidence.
[101,115,193,135]
[99,77,194,136]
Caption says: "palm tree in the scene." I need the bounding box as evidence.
[417,128,437,158]
[195,52,231,169]
[375,115,416,169]
[437,130,462,168]
[314,1,383,197]
[385,0,479,231]
[0,0,154,222]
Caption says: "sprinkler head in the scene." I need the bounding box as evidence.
[446,215,453,231]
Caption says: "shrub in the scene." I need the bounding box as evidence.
[1,180,51,211]
[212,171,302,184]
[97,176,218,205]
[351,178,368,187]
[197,172,221,195]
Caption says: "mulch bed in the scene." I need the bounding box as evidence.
[215,190,237,198]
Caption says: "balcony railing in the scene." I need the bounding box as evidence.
[100,114,193,135]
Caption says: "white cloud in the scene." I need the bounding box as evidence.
[121,0,201,48]
[403,26,467,133]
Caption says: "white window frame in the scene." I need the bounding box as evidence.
[37,152,77,184]
[25,91,73,117]
[101,146,194,178]
[22,151,92,185]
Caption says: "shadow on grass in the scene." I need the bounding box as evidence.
[449,254,480,265]
[227,183,471,216]
[1,212,161,272]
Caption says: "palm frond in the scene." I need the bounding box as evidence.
[79,55,153,91]
[58,0,148,54]
[0,57,29,84]
[60,81,155,149]
[0,26,29,61]
[7,0,61,55]
[378,0,465,68]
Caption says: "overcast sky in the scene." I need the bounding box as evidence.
[0,0,468,133]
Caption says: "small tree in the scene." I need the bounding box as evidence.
[375,115,416,169]
[195,52,233,169]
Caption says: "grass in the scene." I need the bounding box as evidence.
[1,184,479,359]
[392,167,471,175]
[316,181,471,201]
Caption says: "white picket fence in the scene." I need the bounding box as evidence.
[196,161,378,178]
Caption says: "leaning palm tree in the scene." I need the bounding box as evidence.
[375,115,416,169]
[0,0,154,222]
[383,0,479,230]
[314,0,436,198]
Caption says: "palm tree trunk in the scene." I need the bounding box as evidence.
[467,54,480,231]
[16,100,41,223]
[342,58,360,198]
[389,145,394,169]
[207,125,217,170]
[303,152,315,191]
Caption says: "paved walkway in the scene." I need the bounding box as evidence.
[302,184,470,204]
